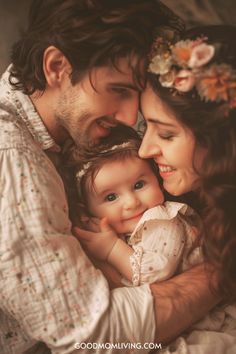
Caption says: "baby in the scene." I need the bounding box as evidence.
[71,124,202,286]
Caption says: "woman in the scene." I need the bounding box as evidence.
[134,24,236,353]
[139,25,236,303]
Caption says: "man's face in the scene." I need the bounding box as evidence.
[55,58,144,147]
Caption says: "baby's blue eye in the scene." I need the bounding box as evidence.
[105,193,117,202]
[134,180,145,190]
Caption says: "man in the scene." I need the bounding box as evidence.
[0,1,217,353]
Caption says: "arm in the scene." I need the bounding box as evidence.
[75,216,188,286]
[74,218,135,281]
[76,221,219,344]
[150,263,220,343]
[89,257,124,289]
[74,226,219,345]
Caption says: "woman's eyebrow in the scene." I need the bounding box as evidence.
[146,117,176,127]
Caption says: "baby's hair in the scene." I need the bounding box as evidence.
[69,124,160,216]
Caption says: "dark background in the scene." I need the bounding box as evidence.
[0,0,236,74]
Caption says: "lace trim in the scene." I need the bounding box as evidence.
[130,246,143,286]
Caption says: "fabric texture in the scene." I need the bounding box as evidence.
[0,66,155,354]
[122,202,202,286]
[119,202,236,354]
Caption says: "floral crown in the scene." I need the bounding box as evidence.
[148,36,236,112]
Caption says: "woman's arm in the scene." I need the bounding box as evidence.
[150,263,220,343]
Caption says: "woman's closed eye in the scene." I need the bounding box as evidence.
[158,133,175,141]
[134,180,145,190]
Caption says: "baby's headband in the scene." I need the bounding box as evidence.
[75,140,140,185]
[148,36,236,115]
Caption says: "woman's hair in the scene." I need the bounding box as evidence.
[64,124,159,219]
[147,25,236,301]
[9,0,183,95]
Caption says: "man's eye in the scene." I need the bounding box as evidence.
[105,193,117,202]
[134,180,145,190]
[112,87,131,97]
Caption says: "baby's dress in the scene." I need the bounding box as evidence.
[122,201,203,286]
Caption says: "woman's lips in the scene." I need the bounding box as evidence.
[158,164,176,178]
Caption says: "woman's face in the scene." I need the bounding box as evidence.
[139,84,205,196]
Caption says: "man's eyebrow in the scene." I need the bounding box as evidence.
[107,82,142,92]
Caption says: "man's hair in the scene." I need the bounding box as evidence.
[9,0,183,94]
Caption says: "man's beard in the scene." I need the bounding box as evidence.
[56,112,92,148]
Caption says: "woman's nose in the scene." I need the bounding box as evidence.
[139,132,161,159]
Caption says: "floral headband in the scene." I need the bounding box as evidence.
[148,36,236,112]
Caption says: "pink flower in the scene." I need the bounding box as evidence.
[172,40,194,67]
[197,64,236,102]
[188,43,215,68]
[174,70,196,92]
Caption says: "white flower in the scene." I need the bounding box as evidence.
[159,69,177,88]
[188,43,215,68]
[174,70,196,92]
[149,54,173,75]
[76,162,91,180]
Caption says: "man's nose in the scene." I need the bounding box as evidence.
[114,97,139,126]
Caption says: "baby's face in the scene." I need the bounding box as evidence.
[87,156,164,234]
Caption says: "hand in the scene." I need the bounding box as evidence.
[80,215,101,232]
[73,218,119,261]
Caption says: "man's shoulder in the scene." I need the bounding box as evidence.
[0,112,32,150]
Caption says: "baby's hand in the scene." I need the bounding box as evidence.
[80,215,101,232]
[73,218,119,261]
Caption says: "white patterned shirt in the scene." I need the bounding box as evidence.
[0,67,155,354]
[122,202,203,287]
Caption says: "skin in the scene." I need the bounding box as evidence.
[31,46,144,147]
[139,84,206,196]
[87,156,164,234]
